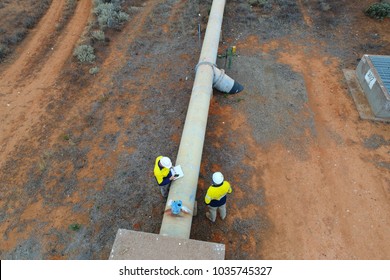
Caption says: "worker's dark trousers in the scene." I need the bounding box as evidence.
[159,183,171,198]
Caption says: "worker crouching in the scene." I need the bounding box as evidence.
[204,172,232,222]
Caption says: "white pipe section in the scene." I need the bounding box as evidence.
[160,0,233,239]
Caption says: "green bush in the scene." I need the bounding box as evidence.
[94,2,129,29]
[69,223,81,231]
[117,11,130,22]
[92,30,105,41]
[365,2,390,19]
[73,45,96,63]
[89,66,100,75]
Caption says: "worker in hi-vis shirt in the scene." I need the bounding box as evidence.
[204,172,232,222]
[154,156,175,198]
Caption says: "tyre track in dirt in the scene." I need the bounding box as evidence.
[0,0,92,169]
[43,0,167,200]
[1,0,192,259]
[0,0,65,81]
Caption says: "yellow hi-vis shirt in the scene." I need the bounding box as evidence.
[204,181,232,205]
[154,156,170,184]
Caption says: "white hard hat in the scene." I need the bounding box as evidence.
[212,172,224,185]
[160,157,172,168]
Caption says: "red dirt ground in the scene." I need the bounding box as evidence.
[0,0,389,259]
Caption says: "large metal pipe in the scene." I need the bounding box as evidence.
[159,0,241,239]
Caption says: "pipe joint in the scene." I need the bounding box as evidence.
[195,62,244,94]
[195,61,217,72]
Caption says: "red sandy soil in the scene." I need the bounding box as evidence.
[0,0,389,259]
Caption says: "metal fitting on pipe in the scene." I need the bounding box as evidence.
[213,67,244,94]
[195,61,244,94]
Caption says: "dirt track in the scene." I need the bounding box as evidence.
[0,0,389,259]
[0,0,91,166]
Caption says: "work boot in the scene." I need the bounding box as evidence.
[207,206,217,222]
[160,184,170,198]
[218,204,227,220]
[206,212,215,222]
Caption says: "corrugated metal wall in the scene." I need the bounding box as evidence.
[370,55,390,92]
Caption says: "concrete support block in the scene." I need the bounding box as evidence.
[109,229,225,260]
